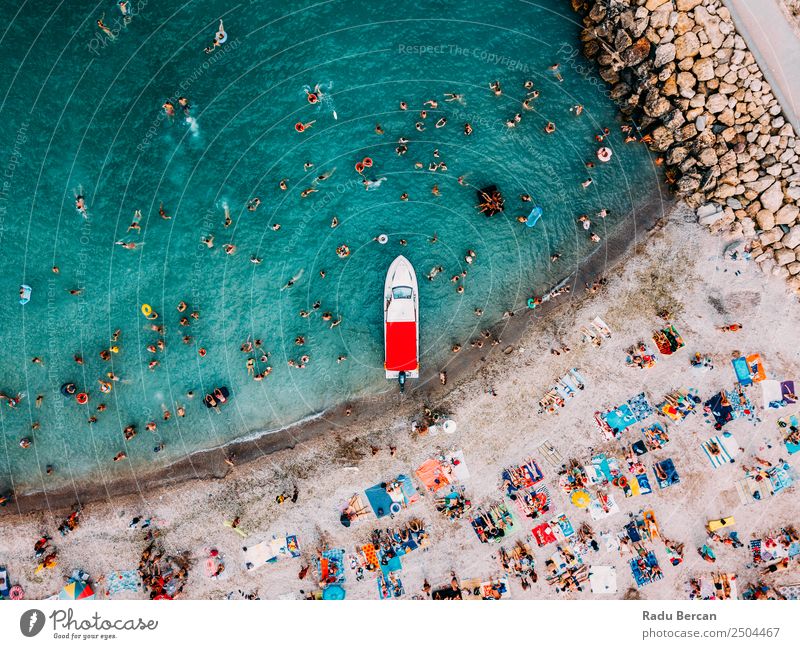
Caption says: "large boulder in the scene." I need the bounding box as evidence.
[706,93,728,113]
[755,209,775,231]
[781,225,800,250]
[675,31,701,59]
[760,179,785,212]
[775,203,799,225]
[677,0,703,10]
[622,37,652,67]
[692,58,715,81]
[654,42,676,67]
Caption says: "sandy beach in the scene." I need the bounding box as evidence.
[2,200,797,600]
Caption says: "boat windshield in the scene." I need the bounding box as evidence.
[392,286,413,299]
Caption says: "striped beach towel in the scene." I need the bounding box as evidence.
[702,435,739,468]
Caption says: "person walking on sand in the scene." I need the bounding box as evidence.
[718,323,743,332]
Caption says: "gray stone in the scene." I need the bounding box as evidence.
[654,42,676,67]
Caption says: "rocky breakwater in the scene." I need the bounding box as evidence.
[574,0,800,291]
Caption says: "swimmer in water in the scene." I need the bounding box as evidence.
[201,234,214,248]
[424,99,438,108]
[300,188,318,198]
[399,101,408,110]
[159,203,171,220]
[444,92,464,103]
[303,162,314,171]
[282,270,304,290]
[52,266,59,273]
[330,216,339,228]
[223,202,232,227]
[464,123,473,135]
[490,81,502,96]
[375,124,384,134]
[279,179,288,190]
[75,194,87,217]
[115,240,142,250]
[315,170,334,183]
[247,197,261,211]
[97,16,116,39]
[571,104,584,116]
[178,96,190,115]
[251,255,262,264]
[127,209,142,231]
[363,177,387,191]
[549,63,564,82]
[223,243,236,255]
[162,101,175,117]
[582,178,593,189]
[435,117,447,128]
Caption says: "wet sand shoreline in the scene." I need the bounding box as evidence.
[5,191,672,516]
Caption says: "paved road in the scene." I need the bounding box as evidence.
[724,0,800,135]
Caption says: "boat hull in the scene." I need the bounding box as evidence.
[384,255,419,379]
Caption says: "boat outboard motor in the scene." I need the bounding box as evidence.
[398,371,406,393]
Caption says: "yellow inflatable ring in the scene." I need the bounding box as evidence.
[141,303,152,317]
[571,489,590,508]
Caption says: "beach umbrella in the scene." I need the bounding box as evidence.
[59,579,95,600]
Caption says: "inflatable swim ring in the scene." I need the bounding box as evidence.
[336,244,350,258]
[9,584,24,600]
[597,147,612,162]
[307,92,318,104]
[377,234,388,244]
[442,419,457,434]
[76,392,89,405]
[362,157,373,168]
[295,122,305,132]
[354,162,364,173]
[141,303,152,317]
[60,382,77,397]
[571,490,590,508]
[390,502,402,514]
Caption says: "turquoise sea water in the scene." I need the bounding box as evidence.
[0,0,662,496]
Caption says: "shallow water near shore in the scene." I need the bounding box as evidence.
[0,0,662,497]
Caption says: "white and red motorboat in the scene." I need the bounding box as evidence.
[384,255,419,391]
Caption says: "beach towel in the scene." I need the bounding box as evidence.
[589,566,617,594]
[537,440,564,468]
[317,548,346,584]
[588,490,620,520]
[502,458,544,494]
[732,356,752,386]
[591,316,612,338]
[630,551,663,587]
[761,380,784,409]
[105,570,142,597]
[532,522,558,546]
[702,434,739,468]
[512,485,551,520]
[242,541,273,571]
[642,422,669,450]
[653,458,680,489]
[415,458,451,492]
[447,450,470,482]
[781,381,797,404]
